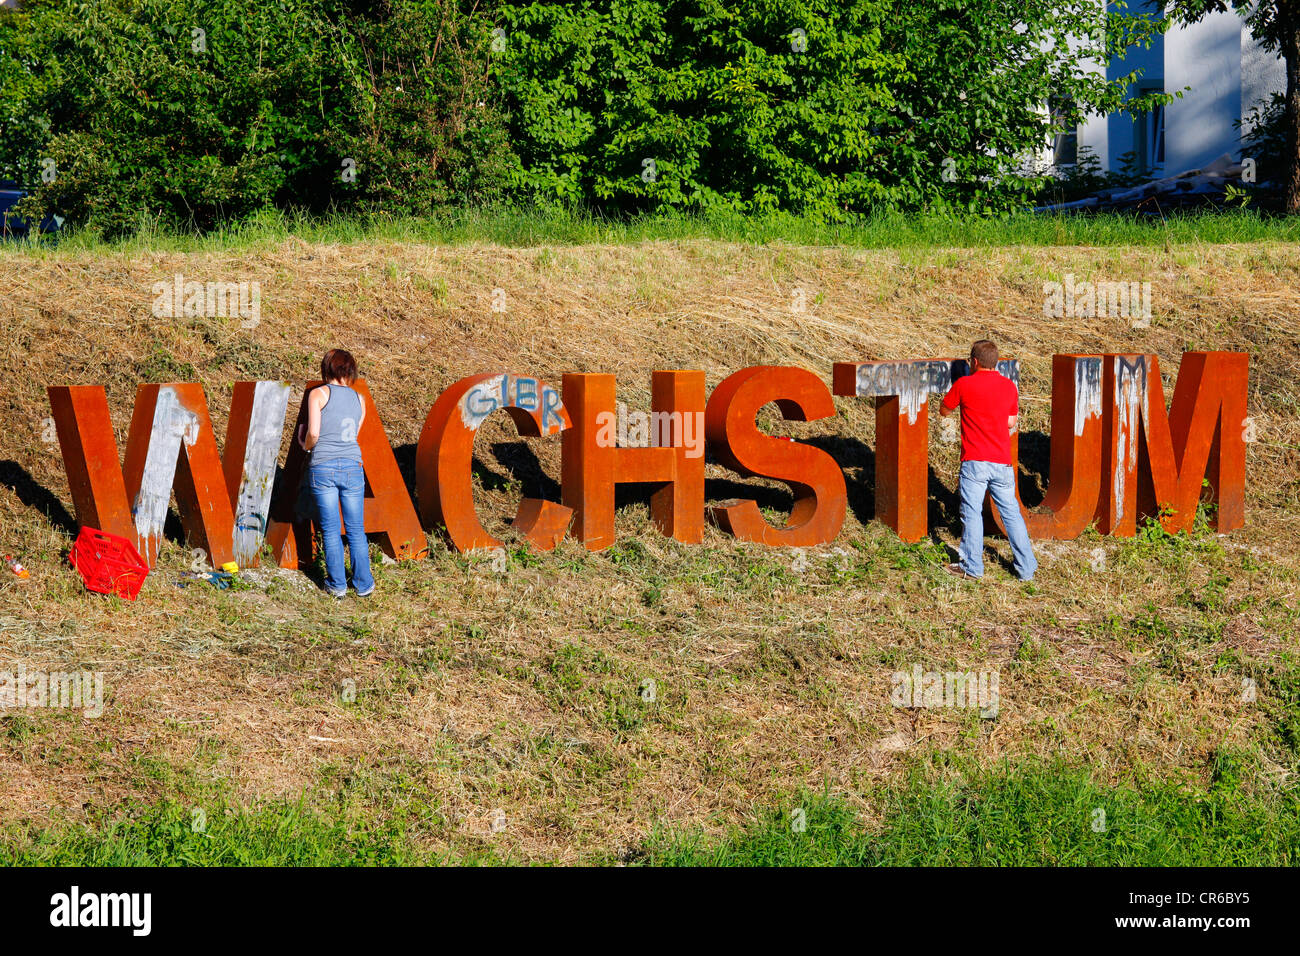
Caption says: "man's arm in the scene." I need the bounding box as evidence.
[940,380,961,418]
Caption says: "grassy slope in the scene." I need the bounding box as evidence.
[12,762,1299,865]
[0,225,1297,863]
[15,207,1300,255]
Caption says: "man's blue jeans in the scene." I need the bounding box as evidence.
[958,460,1038,581]
[309,459,374,595]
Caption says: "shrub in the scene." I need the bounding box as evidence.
[1,0,511,235]
[0,0,1174,231]
[327,0,514,214]
[491,0,1171,218]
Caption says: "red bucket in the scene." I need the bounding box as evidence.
[69,527,149,600]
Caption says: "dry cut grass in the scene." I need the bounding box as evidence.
[0,237,1296,862]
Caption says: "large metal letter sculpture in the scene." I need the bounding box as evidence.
[992,355,1105,539]
[223,381,293,566]
[47,385,138,552]
[48,383,239,567]
[832,358,1019,542]
[416,372,573,552]
[1097,352,1247,535]
[266,379,426,567]
[561,371,706,550]
[45,352,1252,564]
[705,366,846,546]
[123,384,236,568]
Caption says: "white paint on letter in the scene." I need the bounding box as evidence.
[232,380,292,565]
[132,387,201,543]
[459,374,509,430]
[1074,357,1103,437]
[1111,357,1148,525]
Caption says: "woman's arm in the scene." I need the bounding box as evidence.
[296,386,327,451]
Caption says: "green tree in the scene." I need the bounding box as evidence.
[327,0,514,214]
[0,0,510,235]
[491,0,1170,216]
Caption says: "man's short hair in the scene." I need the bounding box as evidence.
[971,339,998,369]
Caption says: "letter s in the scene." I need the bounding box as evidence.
[704,366,846,546]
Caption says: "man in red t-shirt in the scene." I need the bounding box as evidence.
[939,339,1037,581]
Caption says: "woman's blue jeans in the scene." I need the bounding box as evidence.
[958,460,1038,581]
[308,459,374,595]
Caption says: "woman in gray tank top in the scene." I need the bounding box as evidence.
[296,349,375,598]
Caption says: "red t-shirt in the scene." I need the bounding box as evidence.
[941,369,1018,464]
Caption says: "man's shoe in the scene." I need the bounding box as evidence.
[945,563,979,581]
[325,588,346,599]
[355,585,375,597]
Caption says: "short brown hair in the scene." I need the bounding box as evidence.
[320,348,358,384]
[971,339,998,369]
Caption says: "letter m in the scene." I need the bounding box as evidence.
[1100,351,1248,535]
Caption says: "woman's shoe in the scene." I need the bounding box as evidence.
[355,585,375,597]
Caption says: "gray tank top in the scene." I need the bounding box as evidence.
[312,384,363,464]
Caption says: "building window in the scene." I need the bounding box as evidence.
[1050,97,1078,166]
[1135,84,1165,175]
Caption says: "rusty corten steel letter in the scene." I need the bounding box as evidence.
[560,371,706,550]
[266,379,426,568]
[705,366,846,546]
[832,357,1020,543]
[47,385,138,551]
[223,380,293,567]
[992,355,1105,539]
[1095,353,1150,536]
[1097,352,1248,535]
[416,372,573,552]
[48,383,238,567]
[124,383,237,568]
[45,352,1252,563]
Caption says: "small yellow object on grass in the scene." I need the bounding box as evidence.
[221,561,240,574]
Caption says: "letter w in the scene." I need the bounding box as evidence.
[47,382,291,567]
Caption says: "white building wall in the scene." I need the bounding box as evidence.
[1075,0,1110,171]
[1073,8,1283,176]
[1241,25,1286,135]
[1165,9,1242,171]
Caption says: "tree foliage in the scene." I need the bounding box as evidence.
[491,0,1170,216]
[1,0,511,235]
[0,0,1174,232]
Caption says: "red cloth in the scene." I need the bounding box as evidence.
[941,369,1018,464]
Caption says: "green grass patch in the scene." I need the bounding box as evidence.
[1,799,497,866]
[7,761,1298,865]
[639,763,1300,866]
[5,206,1298,257]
